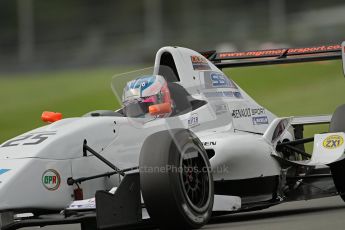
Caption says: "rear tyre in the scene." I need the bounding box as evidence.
[330,161,345,202]
[329,104,345,201]
[140,129,214,229]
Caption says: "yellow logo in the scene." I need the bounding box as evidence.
[322,135,344,149]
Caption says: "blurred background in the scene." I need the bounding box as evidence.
[0,0,345,142]
[1,0,345,71]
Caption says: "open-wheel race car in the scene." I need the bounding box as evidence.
[0,42,345,230]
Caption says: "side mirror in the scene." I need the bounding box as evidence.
[149,103,172,116]
[41,111,62,123]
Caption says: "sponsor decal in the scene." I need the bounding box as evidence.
[203,72,237,89]
[232,108,251,118]
[204,90,244,99]
[210,73,231,88]
[188,113,199,127]
[252,116,269,125]
[322,135,344,149]
[67,198,96,210]
[42,169,61,191]
[233,91,243,99]
[204,91,234,98]
[251,108,265,116]
[0,169,10,175]
[232,107,265,119]
[190,56,211,70]
[219,45,342,59]
[203,141,216,146]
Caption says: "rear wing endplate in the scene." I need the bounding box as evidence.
[202,42,345,78]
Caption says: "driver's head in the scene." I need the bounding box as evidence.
[122,75,172,118]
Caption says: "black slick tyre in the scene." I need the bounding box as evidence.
[139,129,214,229]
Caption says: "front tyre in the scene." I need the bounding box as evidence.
[140,129,214,229]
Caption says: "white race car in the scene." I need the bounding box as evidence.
[0,42,345,230]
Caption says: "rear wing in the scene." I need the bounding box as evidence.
[202,42,345,77]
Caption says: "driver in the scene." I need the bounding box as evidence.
[122,75,172,118]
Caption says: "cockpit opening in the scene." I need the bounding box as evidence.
[158,52,180,82]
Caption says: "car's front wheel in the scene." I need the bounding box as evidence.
[139,129,214,229]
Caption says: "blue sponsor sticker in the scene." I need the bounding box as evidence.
[210,73,231,88]
[0,169,10,175]
[252,116,269,125]
[204,71,238,89]
[233,91,243,98]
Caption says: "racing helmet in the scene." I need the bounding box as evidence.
[122,75,172,118]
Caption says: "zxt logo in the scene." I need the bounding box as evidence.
[322,135,344,149]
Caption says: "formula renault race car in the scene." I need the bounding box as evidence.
[0,42,345,230]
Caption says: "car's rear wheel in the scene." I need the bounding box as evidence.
[139,129,214,229]
[330,161,345,202]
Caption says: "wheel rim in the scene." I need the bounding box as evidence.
[180,143,212,213]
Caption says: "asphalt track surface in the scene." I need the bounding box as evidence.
[26,196,345,230]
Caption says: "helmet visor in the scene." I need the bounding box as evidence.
[123,97,156,118]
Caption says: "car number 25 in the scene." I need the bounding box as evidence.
[1,132,56,147]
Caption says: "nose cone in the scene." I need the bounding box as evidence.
[0,158,72,211]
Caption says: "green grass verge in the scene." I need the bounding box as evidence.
[227,60,345,151]
[0,68,126,141]
[0,61,344,144]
